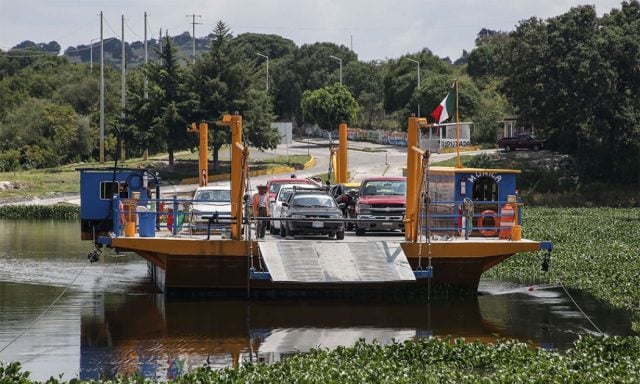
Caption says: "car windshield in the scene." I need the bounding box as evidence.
[292,195,336,208]
[269,184,281,194]
[361,180,406,196]
[278,189,294,202]
[195,189,231,202]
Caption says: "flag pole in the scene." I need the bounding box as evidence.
[455,79,462,168]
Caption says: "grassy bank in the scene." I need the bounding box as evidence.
[486,206,640,330]
[0,152,311,202]
[2,336,639,383]
[0,204,79,219]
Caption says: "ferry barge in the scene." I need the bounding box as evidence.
[78,114,552,296]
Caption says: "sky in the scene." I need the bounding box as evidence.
[0,0,627,61]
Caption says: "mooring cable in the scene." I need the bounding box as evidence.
[0,263,88,354]
[559,281,604,335]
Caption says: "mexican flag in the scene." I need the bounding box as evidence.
[430,85,456,124]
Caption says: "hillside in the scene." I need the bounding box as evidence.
[63,31,209,68]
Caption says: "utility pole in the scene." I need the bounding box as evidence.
[121,15,126,161]
[256,53,269,92]
[143,12,149,160]
[143,12,148,99]
[186,14,202,64]
[99,11,104,163]
[407,58,421,117]
[329,55,342,85]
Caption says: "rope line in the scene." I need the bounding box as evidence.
[559,281,604,335]
[0,263,88,354]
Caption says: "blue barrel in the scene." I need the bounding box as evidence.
[138,210,156,237]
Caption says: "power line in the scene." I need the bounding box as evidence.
[125,19,143,40]
[103,17,121,40]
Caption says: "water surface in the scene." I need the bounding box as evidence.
[0,219,636,381]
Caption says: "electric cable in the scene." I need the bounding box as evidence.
[0,263,88,354]
[559,281,604,335]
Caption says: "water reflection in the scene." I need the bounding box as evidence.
[77,287,636,381]
[0,219,637,381]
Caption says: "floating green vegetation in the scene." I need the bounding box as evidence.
[486,206,640,331]
[0,204,79,219]
[2,336,639,383]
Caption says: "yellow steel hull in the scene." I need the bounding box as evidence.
[109,236,543,294]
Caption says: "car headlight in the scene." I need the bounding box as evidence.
[358,204,371,210]
[332,214,343,219]
[291,215,305,219]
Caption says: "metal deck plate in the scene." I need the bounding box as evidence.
[258,241,416,283]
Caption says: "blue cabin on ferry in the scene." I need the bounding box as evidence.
[77,168,157,240]
[426,166,521,236]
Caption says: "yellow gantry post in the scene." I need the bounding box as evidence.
[337,122,348,184]
[187,121,209,187]
[405,115,428,242]
[220,112,247,240]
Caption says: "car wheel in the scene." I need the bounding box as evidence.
[336,230,345,240]
[280,224,287,238]
[356,227,365,236]
[505,145,512,152]
[328,232,336,239]
[533,145,540,151]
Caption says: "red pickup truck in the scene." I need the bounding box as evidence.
[354,177,406,236]
[497,133,545,152]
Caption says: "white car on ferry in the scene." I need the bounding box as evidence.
[190,186,232,231]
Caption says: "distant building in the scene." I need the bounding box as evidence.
[500,117,535,138]
[420,122,473,153]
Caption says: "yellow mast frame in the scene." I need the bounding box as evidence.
[219,113,248,240]
[187,121,209,186]
[405,115,430,242]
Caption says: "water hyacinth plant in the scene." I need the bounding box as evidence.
[485,207,640,331]
[2,336,639,383]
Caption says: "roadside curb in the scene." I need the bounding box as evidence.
[180,156,317,185]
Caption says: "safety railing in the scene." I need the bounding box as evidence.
[111,195,523,241]
[419,199,522,239]
[112,195,237,238]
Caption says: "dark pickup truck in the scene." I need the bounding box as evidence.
[497,134,545,152]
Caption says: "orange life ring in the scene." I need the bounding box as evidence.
[478,209,499,237]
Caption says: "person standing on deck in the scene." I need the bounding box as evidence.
[252,185,270,238]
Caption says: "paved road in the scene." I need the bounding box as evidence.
[0,140,495,206]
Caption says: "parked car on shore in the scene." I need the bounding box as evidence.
[497,133,545,152]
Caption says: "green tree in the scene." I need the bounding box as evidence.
[0,98,92,167]
[343,61,385,129]
[191,21,279,169]
[301,83,359,131]
[271,42,355,125]
[131,36,193,165]
[232,33,297,61]
[498,2,640,182]
[383,50,451,114]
